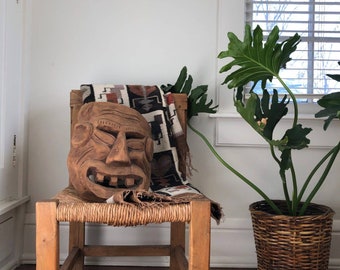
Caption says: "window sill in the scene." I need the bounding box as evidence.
[210,112,340,149]
[210,112,321,120]
[0,196,30,216]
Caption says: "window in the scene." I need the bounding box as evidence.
[245,0,340,99]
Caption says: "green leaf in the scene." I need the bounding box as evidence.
[263,90,289,140]
[326,61,340,82]
[182,75,193,95]
[315,91,340,130]
[162,66,218,120]
[235,89,289,142]
[315,62,340,129]
[277,124,311,174]
[188,88,218,119]
[218,24,301,90]
[234,93,263,135]
[280,124,312,151]
[280,149,292,171]
[173,66,188,93]
[327,74,340,82]
[318,92,340,107]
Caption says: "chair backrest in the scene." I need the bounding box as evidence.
[69,89,188,184]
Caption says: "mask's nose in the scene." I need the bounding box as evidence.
[105,132,131,166]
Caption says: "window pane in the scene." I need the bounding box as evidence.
[246,0,340,97]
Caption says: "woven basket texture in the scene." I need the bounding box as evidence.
[249,200,334,270]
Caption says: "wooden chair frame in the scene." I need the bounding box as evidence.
[36,90,211,270]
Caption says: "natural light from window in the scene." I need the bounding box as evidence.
[245,0,340,101]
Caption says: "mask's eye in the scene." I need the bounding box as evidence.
[127,138,145,151]
[93,129,116,146]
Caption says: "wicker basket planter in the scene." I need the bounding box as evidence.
[249,200,335,270]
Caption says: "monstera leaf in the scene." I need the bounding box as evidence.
[219,25,315,183]
[316,92,340,130]
[279,124,312,173]
[327,74,340,82]
[315,61,340,130]
[218,25,300,91]
[281,124,312,151]
[326,61,340,82]
[234,88,291,145]
[162,66,218,119]
[263,91,290,140]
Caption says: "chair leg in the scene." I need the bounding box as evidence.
[36,200,59,270]
[188,200,211,270]
[170,222,186,270]
[68,221,85,270]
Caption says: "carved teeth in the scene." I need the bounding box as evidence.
[109,176,118,186]
[87,169,141,188]
[125,178,135,187]
[96,173,105,183]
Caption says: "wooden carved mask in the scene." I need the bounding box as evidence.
[67,102,154,201]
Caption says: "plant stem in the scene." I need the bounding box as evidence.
[276,73,299,215]
[298,141,340,215]
[269,144,280,164]
[289,162,298,215]
[279,169,292,215]
[188,121,283,215]
[276,75,299,128]
[272,145,292,214]
[297,144,338,202]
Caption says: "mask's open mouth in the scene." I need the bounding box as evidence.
[87,168,143,188]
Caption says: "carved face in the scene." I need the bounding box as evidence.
[67,102,153,201]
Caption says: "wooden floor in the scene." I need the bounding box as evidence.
[15,265,255,270]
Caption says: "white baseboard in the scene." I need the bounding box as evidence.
[0,203,28,270]
[0,260,20,270]
[22,213,340,268]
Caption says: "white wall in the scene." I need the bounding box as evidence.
[0,0,30,269]
[22,0,340,268]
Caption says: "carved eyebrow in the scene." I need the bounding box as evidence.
[95,118,149,139]
[97,125,145,140]
[96,119,121,132]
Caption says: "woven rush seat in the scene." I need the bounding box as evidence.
[55,186,192,225]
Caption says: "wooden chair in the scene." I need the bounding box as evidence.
[36,90,211,270]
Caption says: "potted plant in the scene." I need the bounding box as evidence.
[164,25,340,269]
